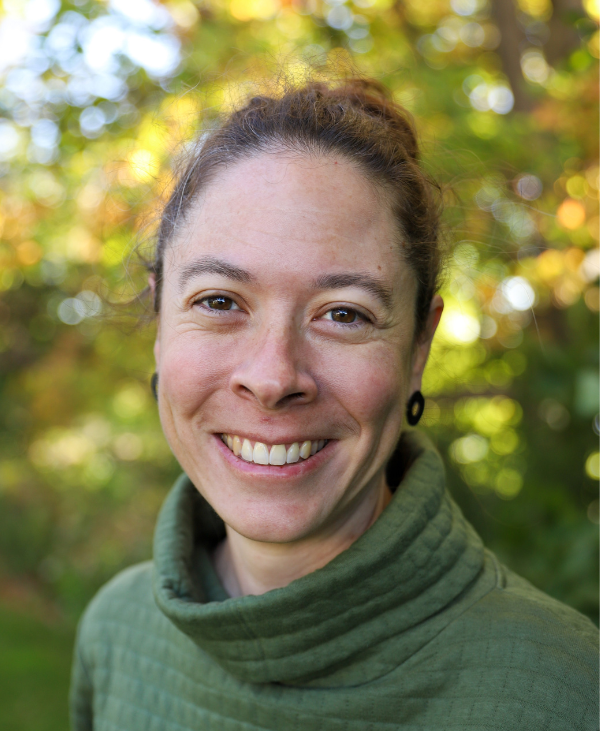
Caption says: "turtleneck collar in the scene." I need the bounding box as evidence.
[152,431,491,687]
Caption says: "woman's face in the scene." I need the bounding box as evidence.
[154,152,441,543]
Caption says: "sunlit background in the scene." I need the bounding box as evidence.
[0,0,598,728]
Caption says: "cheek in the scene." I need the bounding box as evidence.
[158,333,235,414]
[319,343,408,430]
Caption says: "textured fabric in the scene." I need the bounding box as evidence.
[70,431,599,730]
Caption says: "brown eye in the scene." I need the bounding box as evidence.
[330,307,359,323]
[203,296,236,310]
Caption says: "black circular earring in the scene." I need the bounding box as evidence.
[406,390,425,426]
[151,372,158,402]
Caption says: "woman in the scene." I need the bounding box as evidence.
[70,79,598,730]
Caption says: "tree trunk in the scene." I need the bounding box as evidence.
[545,0,584,65]
[491,0,534,112]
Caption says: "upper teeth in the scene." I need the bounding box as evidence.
[221,435,327,466]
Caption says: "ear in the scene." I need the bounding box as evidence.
[409,294,444,394]
[149,274,160,365]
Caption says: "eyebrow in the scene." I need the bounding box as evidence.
[313,272,393,309]
[177,257,393,308]
[178,256,254,291]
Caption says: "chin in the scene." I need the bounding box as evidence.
[212,491,330,544]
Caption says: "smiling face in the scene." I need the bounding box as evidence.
[154,152,441,544]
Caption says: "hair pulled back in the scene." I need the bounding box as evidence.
[152,78,443,338]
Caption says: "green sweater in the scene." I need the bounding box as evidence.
[70,432,598,730]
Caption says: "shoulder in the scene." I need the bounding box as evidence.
[408,552,598,727]
[476,555,598,666]
[418,551,598,673]
[83,561,154,618]
[77,561,163,655]
[454,554,598,721]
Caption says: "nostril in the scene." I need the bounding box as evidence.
[235,382,306,403]
[280,392,306,406]
[231,364,317,408]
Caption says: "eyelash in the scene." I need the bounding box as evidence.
[321,307,371,328]
[194,295,241,313]
[193,296,372,328]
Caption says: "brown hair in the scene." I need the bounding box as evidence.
[150,78,444,338]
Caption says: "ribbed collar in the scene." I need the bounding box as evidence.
[152,431,490,687]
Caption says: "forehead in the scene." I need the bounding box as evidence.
[167,151,406,285]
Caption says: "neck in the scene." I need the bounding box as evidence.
[213,476,393,597]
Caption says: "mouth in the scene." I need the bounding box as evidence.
[220,434,328,466]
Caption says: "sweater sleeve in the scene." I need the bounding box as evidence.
[69,620,94,731]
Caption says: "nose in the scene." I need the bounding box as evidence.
[229,326,318,410]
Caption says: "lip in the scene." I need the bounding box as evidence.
[213,433,333,478]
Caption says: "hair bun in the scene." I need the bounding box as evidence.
[324,78,419,162]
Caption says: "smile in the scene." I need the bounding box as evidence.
[220,434,328,466]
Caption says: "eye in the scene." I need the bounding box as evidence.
[200,295,239,311]
[324,307,363,324]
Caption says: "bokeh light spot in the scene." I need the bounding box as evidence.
[514,173,542,200]
[557,198,586,229]
[580,248,600,282]
[113,383,149,419]
[127,148,160,183]
[230,0,280,21]
[0,121,21,161]
[451,0,479,16]
[495,468,523,499]
[440,310,481,344]
[450,433,489,464]
[539,398,570,431]
[583,0,600,21]
[585,452,600,480]
[521,50,550,84]
[498,276,536,311]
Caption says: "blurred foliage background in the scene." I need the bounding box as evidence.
[0,0,598,727]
